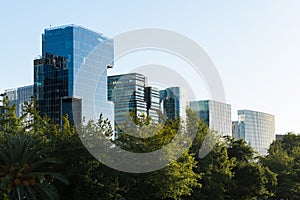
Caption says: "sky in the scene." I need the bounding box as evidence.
[0,0,300,134]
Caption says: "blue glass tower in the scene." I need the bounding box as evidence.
[159,87,182,120]
[34,24,114,125]
[34,53,72,124]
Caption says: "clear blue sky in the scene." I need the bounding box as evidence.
[1,0,299,134]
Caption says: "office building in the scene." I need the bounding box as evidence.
[34,24,114,125]
[0,93,7,120]
[5,85,33,117]
[232,121,243,139]
[189,100,232,136]
[108,73,160,130]
[145,86,160,123]
[159,87,183,121]
[233,110,275,155]
[34,53,74,124]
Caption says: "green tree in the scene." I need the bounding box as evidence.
[0,96,24,135]
[0,133,69,200]
[41,115,90,199]
[73,161,126,200]
[261,133,300,199]
[22,98,60,138]
[110,112,200,200]
[226,137,254,162]
[190,141,235,200]
[186,109,235,200]
[226,137,277,200]
[281,132,300,155]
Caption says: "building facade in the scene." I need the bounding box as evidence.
[34,53,76,124]
[189,100,232,136]
[159,87,182,121]
[5,85,33,117]
[34,24,114,125]
[233,110,275,155]
[108,73,160,130]
[232,121,244,139]
[145,86,160,123]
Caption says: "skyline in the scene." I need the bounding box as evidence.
[1,1,300,134]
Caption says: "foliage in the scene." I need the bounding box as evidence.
[0,133,69,200]
[1,95,300,199]
[73,161,125,200]
[225,137,277,200]
[261,133,300,199]
[112,112,200,200]
[0,96,23,134]
[190,141,235,200]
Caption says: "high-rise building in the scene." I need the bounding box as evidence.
[34,53,76,124]
[108,73,160,130]
[159,87,183,121]
[233,110,275,155]
[189,100,232,136]
[0,93,6,122]
[34,24,114,125]
[145,86,160,123]
[5,85,33,117]
[232,121,243,139]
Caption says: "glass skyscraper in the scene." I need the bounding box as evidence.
[34,53,74,124]
[5,85,33,118]
[189,100,232,136]
[233,110,275,155]
[145,86,160,123]
[34,24,114,125]
[108,73,160,130]
[159,87,183,121]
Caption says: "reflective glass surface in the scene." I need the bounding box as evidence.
[189,100,232,136]
[35,25,114,125]
[108,73,160,131]
[236,110,275,155]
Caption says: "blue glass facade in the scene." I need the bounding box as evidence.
[189,100,232,136]
[34,24,114,125]
[159,87,181,120]
[34,53,72,124]
[234,110,275,155]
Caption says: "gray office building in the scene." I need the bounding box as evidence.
[232,110,275,155]
[5,85,33,117]
[108,73,160,130]
[189,100,232,136]
[145,86,160,123]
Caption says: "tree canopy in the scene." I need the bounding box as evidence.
[0,96,300,199]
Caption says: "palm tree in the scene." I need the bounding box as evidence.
[0,133,69,200]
